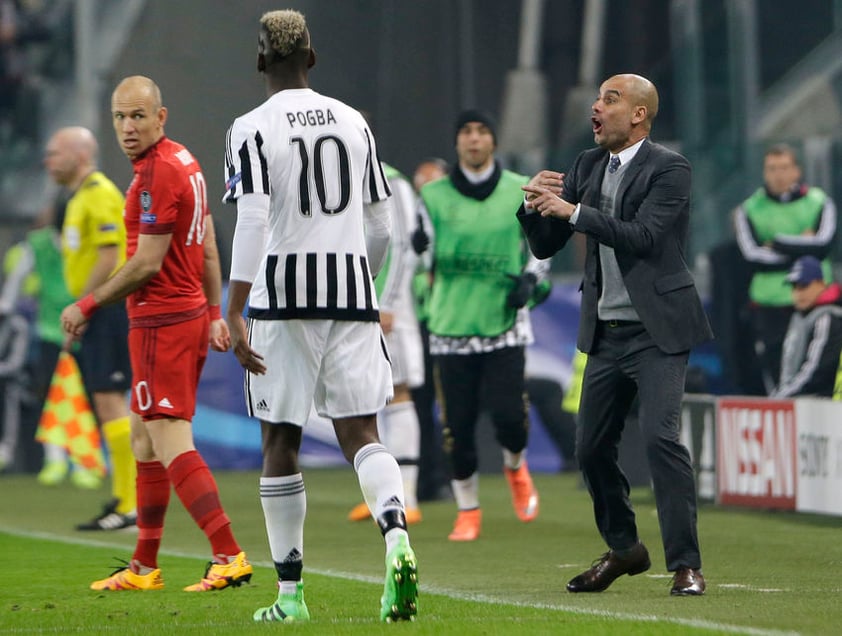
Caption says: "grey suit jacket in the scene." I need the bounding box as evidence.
[517,139,713,354]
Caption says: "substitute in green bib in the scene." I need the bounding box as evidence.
[415,109,549,542]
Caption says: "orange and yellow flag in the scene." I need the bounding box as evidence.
[35,352,106,476]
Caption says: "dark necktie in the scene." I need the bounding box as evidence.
[608,155,621,174]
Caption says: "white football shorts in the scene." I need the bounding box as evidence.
[383,300,424,388]
[245,318,394,425]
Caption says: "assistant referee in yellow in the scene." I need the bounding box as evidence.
[45,126,136,531]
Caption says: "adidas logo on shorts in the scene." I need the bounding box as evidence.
[157,397,174,409]
[255,399,269,412]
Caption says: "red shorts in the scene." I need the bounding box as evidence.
[129,313,209,421]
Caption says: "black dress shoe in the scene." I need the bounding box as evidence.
[670,567,705,596]
[567,542,651,593]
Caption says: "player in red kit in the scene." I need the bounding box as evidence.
[60,75,252,593]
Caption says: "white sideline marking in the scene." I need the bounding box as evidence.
[0,526,799,636]
[652,576,787,593]
[315,568,799,636]
[719,583,788,593]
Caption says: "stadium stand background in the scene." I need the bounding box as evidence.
[2,0,842,275]
[2,0,842,477]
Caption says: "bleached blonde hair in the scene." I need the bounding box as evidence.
[260,9,308,57]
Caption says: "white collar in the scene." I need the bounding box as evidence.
[610,137,646,169]
[460,161,495,184]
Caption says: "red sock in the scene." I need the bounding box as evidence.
[167,450,240,559]
[132,460,170,570]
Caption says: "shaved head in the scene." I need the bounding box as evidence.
[44,126,98,188]
[112,75,162,111]
[591,73,660,152]
[54,126,98,160]
[111,75,167,159]
[612,74,659,129]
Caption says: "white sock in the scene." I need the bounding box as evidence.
[451,472,480,510]
[384,527,409,554]
[259,474,306,576]
[279,580,299,596]
[503,448,524,470]
[380,401,420,509]
[43,443,67,463]
[353,443,405,520]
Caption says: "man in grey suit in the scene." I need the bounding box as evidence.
[518,74,712,596]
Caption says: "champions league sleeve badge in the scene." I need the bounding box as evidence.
[140,190,156,223]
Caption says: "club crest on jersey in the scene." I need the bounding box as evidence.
[140,190,152,212]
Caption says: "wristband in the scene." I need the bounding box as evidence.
[208,304,222,321]
[76,293,100,319]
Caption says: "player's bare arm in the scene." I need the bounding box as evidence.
[225,279,266,375]
[201,218,231,352]
[60,232,172,340]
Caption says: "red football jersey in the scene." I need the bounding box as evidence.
[124,137,209,326]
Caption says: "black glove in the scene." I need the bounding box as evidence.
[531,279,552,307]
[410,213,430,255]
[505,272,537,309]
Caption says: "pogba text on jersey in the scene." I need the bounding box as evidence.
[286,109,337,128]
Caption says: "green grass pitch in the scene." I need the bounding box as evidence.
[1,468,839,634]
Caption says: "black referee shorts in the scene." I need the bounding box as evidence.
[78,302,131,393]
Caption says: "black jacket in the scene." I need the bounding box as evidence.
[517,139,713,354]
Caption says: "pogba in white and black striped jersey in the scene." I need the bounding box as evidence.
[223,88,393,322]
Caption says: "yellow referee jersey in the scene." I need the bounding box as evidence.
[61,171,126,298]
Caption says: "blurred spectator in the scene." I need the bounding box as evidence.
[0,0,50,147]
[0,0,24,136]
[0,272,30,472]
[771,256,842,398]
[735,144,837,394]
[0,203,72,474]
[413,157,449,195]
[409,157,449,502]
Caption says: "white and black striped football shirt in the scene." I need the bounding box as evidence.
[224,88,391,321]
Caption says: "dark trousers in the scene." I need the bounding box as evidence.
[750,304,794,394]
[434,346,528,481]
[578,321,700,572]
[411,320,448,500]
